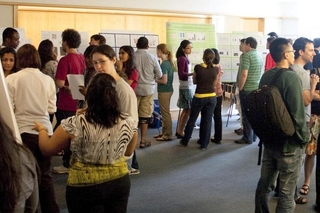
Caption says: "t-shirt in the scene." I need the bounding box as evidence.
[157,60,174,93]
[264,53,276,72]
[194,64,218,95]
[241,49,263,91]
[61,113,137,186]
[128,68,139,91]
[55,53,85,112]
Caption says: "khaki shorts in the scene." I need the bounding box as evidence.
[137,94,154,118]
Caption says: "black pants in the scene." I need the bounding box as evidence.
[213,96,223,141]
[21,133,60,213]
[54,109,75,168]
[66,174,130,213]
[316,136,320,209]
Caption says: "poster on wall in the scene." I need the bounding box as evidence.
[99,31,159,58]
[166,22,217,71]
[41,31,89,60]
[0,63,21,143]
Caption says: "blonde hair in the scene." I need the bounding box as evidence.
[157,43,174,67]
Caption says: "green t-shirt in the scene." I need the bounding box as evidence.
[157,60,174,92]
[241,49,263,91]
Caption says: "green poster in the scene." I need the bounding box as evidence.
[166,22,216,71]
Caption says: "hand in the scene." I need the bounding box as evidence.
[32,121,45,132]
[310,74,319,88]
[76,108,87,115]
[79,85,87,96]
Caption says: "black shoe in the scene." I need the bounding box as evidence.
[314,204,319,212]
[176,132,183,139]
[179,140,187,147]
[196,139,201,145]
[234,138,252,144]
[210,138,221,144]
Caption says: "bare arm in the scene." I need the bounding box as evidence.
[238,70,248,91]
[56,79,65,89]
[125,131,138,156]
[33,121,72,156]
[155,74,168,84]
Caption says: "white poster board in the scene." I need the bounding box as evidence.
[0,63,21,143]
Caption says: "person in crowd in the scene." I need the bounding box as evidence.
[235,37,263,144]
[175,39,194,139]
[38,39,59,121]
[267,31,278,38]
[38,39,58,82]
[1,27,20,49]
[33,73,137,213]
[6,44,59,213]
[0,114,39,213]
[78,45,97,97]
[154,43,174,141]
[265,36,277,72]
[0,47,18,77]
[290,37,318,204]
[234,38,246,135]
[255,37,308,213]
[210,48,223,144]
[89,34,106,46]
[53,28,86,174]
[313,38,320,212]
[90,44,139,175]
[179,49,218,150]
[117,45,140,175]
[134,37,162,148]
[117,45,139,90]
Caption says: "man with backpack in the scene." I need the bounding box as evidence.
[255,38,309,213]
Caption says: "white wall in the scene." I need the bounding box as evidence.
[0,5,14,27]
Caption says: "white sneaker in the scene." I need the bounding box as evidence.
[52,166,69,174]
[129,168,140,175]
[194,125,200,130]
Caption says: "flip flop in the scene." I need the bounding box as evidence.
[156,137,172,141]
[300,184,309,195]
[295,196,307,204]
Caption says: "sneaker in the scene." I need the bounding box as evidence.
[129,168,140,175]
[194,125,200,130]
[52,166,69,174]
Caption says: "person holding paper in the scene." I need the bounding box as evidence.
[6,44,59,213]
[53,29,86,174]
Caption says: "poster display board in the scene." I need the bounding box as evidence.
[0,27,30,49]
[216,32,268,82]
[0,63,21,143]
[99,32,159,58]
[41,31,89,59]
[166,22,217,71]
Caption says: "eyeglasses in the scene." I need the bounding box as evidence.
[93,59,109,66]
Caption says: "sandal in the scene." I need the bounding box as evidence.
[299,184,309,195]
[295,196,307,204]
[139,141,151,149]
[156,137,172,141]
[153,134,162,138]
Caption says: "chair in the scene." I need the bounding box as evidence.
[224,83,236,127]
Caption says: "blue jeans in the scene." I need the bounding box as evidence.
[181,96,216,148]
[255,146,304,213]
[239,90,255,142]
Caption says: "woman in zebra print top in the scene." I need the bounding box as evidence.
[33,73,137,213]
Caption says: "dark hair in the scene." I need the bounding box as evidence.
[269,37,291,63]
[245,37,258,49]
[85,73,121,128]
[211,48,220,64]
[38,39,55,70]
[0,114,35,213]
[17,44,41,70]
[267,37,276,44]
[0,47,18,73]
[268,32,278,38]
[314,38,320,48]
[176,40,192,59]
[293,37,313,59]
[2,27,18,43]
[157,43,174,67]
[84,45,96,59]
[119,45,136,77]
[90,34,106,45]
[91,44,116,60]
[136,37,148,49]
[62,29,81,48]
[202,49,215,67]
[240,38,246,43]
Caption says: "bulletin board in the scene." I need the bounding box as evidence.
[217,32,268,82]
[99,31,159,59]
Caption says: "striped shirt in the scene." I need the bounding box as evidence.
[241,49,263,91]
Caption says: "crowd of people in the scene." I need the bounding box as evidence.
[2,26,320,213]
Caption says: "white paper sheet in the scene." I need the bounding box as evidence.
[67,74,84,100]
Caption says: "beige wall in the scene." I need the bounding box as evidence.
[17,7,212,48]
[0,5,14,27]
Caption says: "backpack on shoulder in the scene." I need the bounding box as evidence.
[244,68,295,144]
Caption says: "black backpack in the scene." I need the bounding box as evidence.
[244,68,295,145]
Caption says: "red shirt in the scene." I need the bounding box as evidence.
[128,68,139,91]
[264,53,276,72]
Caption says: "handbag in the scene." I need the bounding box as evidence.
[306,114,320,155]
